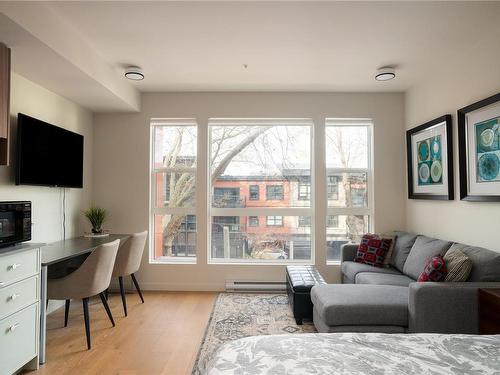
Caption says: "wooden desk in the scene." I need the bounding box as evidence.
[39,234,129,364]
[478,288,500,334]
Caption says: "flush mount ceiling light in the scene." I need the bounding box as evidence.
[375,67,396,81]
[124,66,144,81]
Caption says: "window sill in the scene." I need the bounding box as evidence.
[150,258,197,265]
[208,259,314,266]
[326,260,341,266]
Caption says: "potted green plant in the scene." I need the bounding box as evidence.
[84,207,107,235]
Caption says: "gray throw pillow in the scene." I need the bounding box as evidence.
[447,243,500,282]
[390,231,419,273]
[443,250,472,282]
[403,235,452,280]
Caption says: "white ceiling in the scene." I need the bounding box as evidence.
[1,1,500,111]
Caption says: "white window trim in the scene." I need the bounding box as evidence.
[325,119,374,265]
[209,118,314,127]
[148,117,373,267]
[149,119,198,264]
[207,118,315,265]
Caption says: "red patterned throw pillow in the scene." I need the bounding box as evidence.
[418,255,447,282]
[354,234,393,268]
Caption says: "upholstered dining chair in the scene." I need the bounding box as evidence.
[112,230,148,317]
[47,239,120,350]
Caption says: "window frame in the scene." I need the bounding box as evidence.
[149,118,373,267]
[298,179,311,200]
[327,176,339,200]
[249,185,260,200]
[265,185,284,200]
[298,215,311,227]
[207,118,315,265]
[249,216,259,227]
[325,119,374,265]
[266,215,284,227]
[149,119,198,264]
[326,214,339,228]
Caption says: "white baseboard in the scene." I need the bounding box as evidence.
[140,281,225,292]
[47,300,64,314]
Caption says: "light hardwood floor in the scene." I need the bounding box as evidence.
[29,292,216,375]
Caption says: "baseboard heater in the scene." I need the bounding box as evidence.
[226,280,287,292]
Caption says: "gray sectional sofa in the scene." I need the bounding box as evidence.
[311,231,500,334]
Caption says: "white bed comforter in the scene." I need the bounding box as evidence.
[206,333,500,375]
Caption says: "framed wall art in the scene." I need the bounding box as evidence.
[406,114,453,200]
[458,92,500,201]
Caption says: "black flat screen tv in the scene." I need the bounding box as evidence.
[16,113,84,188]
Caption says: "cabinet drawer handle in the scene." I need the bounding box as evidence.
[8,263,21,270]
[9,323,20,332]
[9,293,20,301]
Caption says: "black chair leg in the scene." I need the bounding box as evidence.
[64,299,71,327]
[99,292,115,327]
[131,273,144,304]
[82,298,91,350]
[118,276,127,317]
[105,288,109,301]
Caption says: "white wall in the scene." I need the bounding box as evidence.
[0,73,93,244]
[93,92,405,290]
[405,35,500,251]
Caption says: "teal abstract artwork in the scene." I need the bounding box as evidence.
[417,135,443,186]
[475,117,500,182]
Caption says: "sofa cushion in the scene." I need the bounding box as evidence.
[444,250,472,282]
[417,255,447,282]
[403,236,452,280]
[354,234,392,268]
[355,272,415,287]
[447,243,500,282]
[342,274,355,284]
[390,231,419,273]
[311,284,408,327]
[313,308,406,333]
[341,261,401,283]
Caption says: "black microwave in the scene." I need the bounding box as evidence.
[0,201,32,248]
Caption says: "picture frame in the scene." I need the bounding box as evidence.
[406,114,453,200]
[458,92,500,201]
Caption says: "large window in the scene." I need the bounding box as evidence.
[149,117,373,266]
[150,119,197,263]
[209,119,313,263]
[325,119,373,263]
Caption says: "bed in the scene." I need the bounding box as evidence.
[206,332,500,374]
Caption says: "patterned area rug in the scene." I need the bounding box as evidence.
[192,293,316,374]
